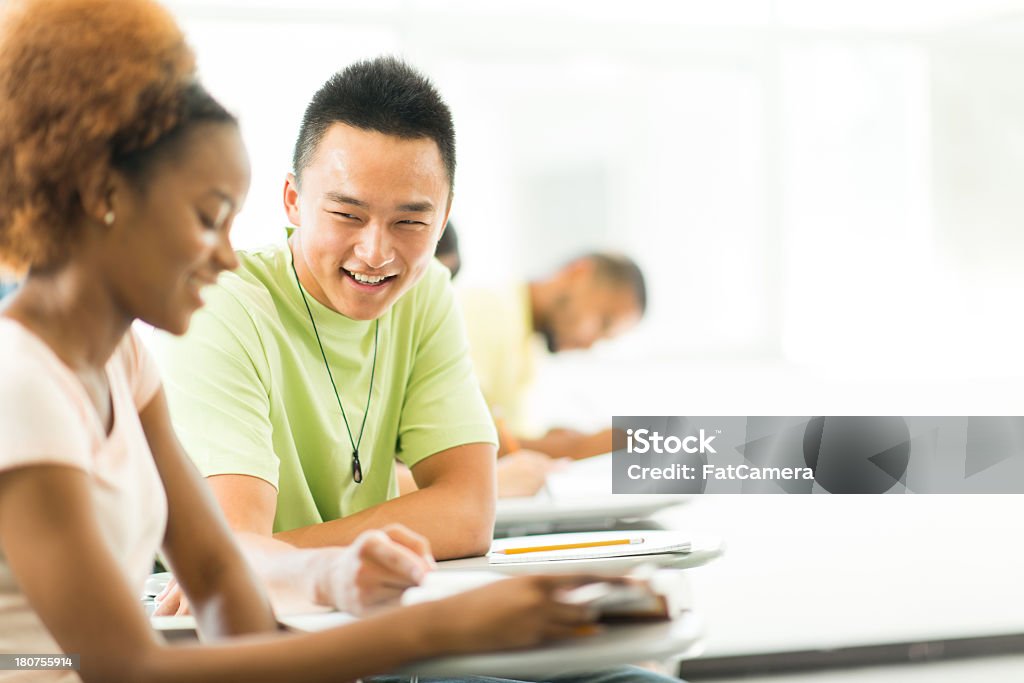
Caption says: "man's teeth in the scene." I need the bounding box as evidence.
[350,271,388,284]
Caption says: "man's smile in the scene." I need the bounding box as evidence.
[342,268,398,289]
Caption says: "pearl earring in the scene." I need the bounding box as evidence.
[103,211,115,226]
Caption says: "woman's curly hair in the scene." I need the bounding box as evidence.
[0,0,196,271]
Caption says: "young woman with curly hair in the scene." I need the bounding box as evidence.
[0,1,607,681]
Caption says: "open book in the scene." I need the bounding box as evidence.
[400,570,692,623]
[487,530,692,564]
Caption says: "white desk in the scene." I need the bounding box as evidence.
[495,454,691,537]
[153,606,703,678]
[277,611,704,679]
[146,532,723,621]
[439,533,724,575]
[495,494,691,538]
[398,614,703,678]
[669,496,1024,658]
[150,614,200,641]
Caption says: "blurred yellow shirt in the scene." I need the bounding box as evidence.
[457,283,544,437]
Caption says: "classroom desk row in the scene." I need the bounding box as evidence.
[148,540,720,678]
[152,595,706,679]
[147,455,723,678]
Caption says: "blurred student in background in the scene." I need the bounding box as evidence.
[434,219,462,277]
[393,222,564,499]
[441,225,646,460]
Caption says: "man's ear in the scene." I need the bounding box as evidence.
[438,201,454,242]
[283,172,302,226]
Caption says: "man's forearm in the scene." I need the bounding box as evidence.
[234,532,339,613]
[395,462,418,495]
[273,484,494,560]
[167,542,280,640]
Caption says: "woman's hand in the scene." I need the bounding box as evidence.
[426,574,608,654]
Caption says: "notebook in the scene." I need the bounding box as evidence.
[558,570,693,622]
[487,530,691,565]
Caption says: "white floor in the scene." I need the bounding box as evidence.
[695,654,1024,682]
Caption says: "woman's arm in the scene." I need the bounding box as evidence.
[0,464,599,683]
[139,389,278,638]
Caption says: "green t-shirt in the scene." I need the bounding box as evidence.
[151,241,497,533]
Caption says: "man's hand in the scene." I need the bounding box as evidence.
[155,524,435,617]
[152,576,189,616]
[317,524,435,614]
[496,451,568,498]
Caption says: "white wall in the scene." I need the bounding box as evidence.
[164,0,1024,393]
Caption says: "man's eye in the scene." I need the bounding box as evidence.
[329,211,358,220]
[398,220,426,227]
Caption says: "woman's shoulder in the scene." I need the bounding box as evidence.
[110,326,162,411]
[0,318,66,386]
[0,319,93,472]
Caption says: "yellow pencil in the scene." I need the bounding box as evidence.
[494,538,644,555]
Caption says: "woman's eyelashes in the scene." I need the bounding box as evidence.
[199,200,235,231]
[198,211,217,230]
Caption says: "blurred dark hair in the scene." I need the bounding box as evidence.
[584,252,647,315]
[434,221,461,279]
[111,80,237,190]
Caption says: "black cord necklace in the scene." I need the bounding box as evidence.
[290,259,378,484]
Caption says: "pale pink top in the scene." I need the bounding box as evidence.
[0,320,168,681]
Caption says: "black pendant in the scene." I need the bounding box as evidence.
[352,450,363,483]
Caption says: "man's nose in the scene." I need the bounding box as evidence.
[352,222,395,269]
[577,317,607,350]
[570,330,599,351]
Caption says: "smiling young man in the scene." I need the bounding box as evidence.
[151,57,497,561]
